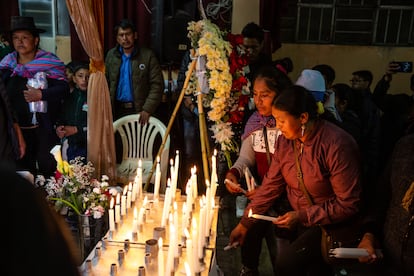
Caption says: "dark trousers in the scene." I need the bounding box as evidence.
[242,219,278,274]
[17,127,58,177]
[276,226,333,276]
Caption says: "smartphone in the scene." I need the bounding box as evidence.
[393,61,413,73]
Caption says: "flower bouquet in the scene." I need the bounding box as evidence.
[36,145,112,219]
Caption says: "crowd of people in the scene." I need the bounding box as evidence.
[1,14,414,276]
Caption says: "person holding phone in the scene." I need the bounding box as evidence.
[372,61,414,172]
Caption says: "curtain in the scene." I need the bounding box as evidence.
[66,0,116,183]
[0,0,19,34]
[70,0,153,61]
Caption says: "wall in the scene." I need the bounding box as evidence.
[274,43,413,94]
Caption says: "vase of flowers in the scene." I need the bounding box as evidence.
[36,145,114,260]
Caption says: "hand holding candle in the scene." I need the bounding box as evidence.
[248,209,279,222]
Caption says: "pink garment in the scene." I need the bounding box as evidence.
[241,119,361,228]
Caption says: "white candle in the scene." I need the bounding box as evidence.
[165,221,176,274]
[191,166,198,199]
[109,197,115,231]
[191,218,199,273]
[158,238,164,276]
[198,198,205,259]
[248,209,278,222]
[205,181,211,239]
[184,228,193,275]
[161,182,171,227]
[127,182,132,209]
[185,179,193,212]
[138,207,145,226]
[115,193,121,223]
[132,207,138,233]
[132,180,137,203]
[210,149,217,186]
[121,186,127,216]
[174,150,179,191]
[170,159,177,200]
[154,156,161,201]
[182,203,188,236]
[136,159,142,199]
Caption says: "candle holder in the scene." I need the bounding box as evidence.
[110,263,117,276]
[138,265,146,276]
[95,246,101,258]
[144,253,152,266]
[153,226,166,240]
[124,239,130,252]
[118,249,125,267]
[145,239,159,258]
[101,237,108,249]
[132,231,138,242]
[85,259,92,272]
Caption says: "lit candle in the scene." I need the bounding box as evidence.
[158,238,164,276]
[109,197,115,231]
[204,180,211,239]
[154,156,161,201]
[184,262,191,276]
[115,193,121,223]
[248,209,278,222]
[121,186,127,216]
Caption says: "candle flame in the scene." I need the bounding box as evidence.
[157,155,160,163]
[158,237,163,247]
[248,209,253,217]
[123,185,128,195]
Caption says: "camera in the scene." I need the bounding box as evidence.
[393,61,413,73]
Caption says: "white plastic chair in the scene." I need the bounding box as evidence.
[113,114,170,192]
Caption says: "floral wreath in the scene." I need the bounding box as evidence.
[185,19,250,167]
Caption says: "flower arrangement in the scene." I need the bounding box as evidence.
[185,19,251,167]
[36,145,112,219]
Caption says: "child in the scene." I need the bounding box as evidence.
[56,62,90,162]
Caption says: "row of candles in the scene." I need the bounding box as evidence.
[104,150,219,275]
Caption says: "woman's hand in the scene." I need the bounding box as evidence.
[274,211,299,229]
[24,85,42,102]
[358,233,382,264]
[229,223,248,246]
[224,172,245,194]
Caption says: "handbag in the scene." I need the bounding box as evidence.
[293,142,362,265]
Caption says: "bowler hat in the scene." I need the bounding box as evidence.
[9,16,45,34]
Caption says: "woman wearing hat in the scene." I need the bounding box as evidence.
[0,16,68,177]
